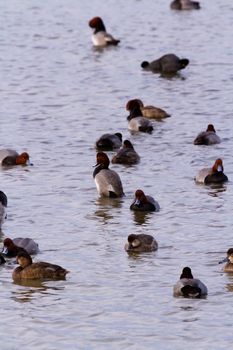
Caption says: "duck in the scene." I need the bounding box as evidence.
[170,0,200,10]
[0,149,31,166]
[2,237,39,257]
[193,124,221,145]
[124,234,158,253]
[12,251,69,281]
[141,53,189,75]
[136,99,170,119]
[126,99,153,133]
[93,152,124,198]
[112,140,140,165]
[95,132,122,151]
[130,189,160,212]
[194,158,228,185]
[173,267,208,298]
[0,190,7,229]
[219,248,233,272]
[89,17,120,47]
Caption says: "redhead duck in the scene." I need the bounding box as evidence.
[2,237,39,257]
[130,189,160,212]
[112,140,140,165]
[136,99,170,119]
[141,53,189,75]
[12,251,69,281]
[0,190,7,229]
[219,248,233,272]
[0,149,31,166]
[194,124,221,145]
[126,99,153,133]
[170,0,200,10]
[93,152,124,198]
[173,267,207,298]
[95,132,122,151]
[0,254,6,264]
[89,17,120,47]
[194,158,228,185]
[125,234,158,253]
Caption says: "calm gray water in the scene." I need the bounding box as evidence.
[1,0,233,349]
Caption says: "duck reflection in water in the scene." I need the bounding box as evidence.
[131,210,154,225]
[11,281,65,303]
[94,196,123,224]
[207,183,227,197]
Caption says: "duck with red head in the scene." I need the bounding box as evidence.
[125,234,158,253]
[130,189,160,212]
[89,17,120,47]
[13,251,69,281]
[194,124,221,145]
[2,237,39,257]
[173,267,207,298]
[126,99,153,133]
[112,140,140,165]
[195,158,228,185]
[93,152,124,198]
[0,149,32,166]
[0,190,7,229]
[141,53,189,75]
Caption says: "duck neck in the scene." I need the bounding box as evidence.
[127,106,143,120]
[93,163,107,177]
[94,22,106,34]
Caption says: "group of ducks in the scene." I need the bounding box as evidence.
[0,151,69,281]
[0,0,231,297]
[88,1,232,299]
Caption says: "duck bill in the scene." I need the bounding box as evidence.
[218,257,228,264]
[135,199,141,206]
[2,247,8,255]
[26,159,33,166]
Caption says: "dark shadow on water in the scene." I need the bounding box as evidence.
[91,197,123,224]
[11,279,66,303]
[207,183,227,197]
[131,210,154,225]
[160,72,186,80]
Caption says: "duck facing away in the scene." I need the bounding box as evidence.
[93,152,124,198]
[126,99,153,133]
[95,132,122,151]
[0,149,31,166]
[141,53,189,75]
[0,190,7,229]
[170,0,200,10]
[89,17,120,47]
[136,99,170,119]
[130,189,160,212]
[194,124,221,145]
[220,248,233,272]
[2,237,39,257]
[194,158,228,185]
[112,140,140,165]
[125,234,158,253]
[173,267,208,298]
[12,251,69,281]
